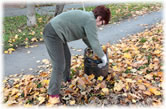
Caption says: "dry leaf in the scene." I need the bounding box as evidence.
[145,73,153,80]
[114,80,125,92]
[42,59,50,64]
[157,72,162,77]
[97,76,104,81]
[88,74,95,80]
[38,96,45,104]
[149,87,161,95]
[138,84,146,90]
[102,88,109,95]
[69,100,76,105]
[123,53,132,59]
[40,72,49,77]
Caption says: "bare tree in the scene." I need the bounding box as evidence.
[54,3,65,17]
[27,3,36,26]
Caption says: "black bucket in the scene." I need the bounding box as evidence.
[84,48,109,78]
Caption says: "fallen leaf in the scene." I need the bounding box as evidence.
[88,74,95,80]
[40,72,49,77]
[145,73,153,80]
[114,80,125,92]
[38,96,45,104]
[137,84,146,90]
[42,59,50,64]
[69,100,76,105]
[97,76,104,81]
[102,88,109,95]
[149,87,161,95]
[123,53,132,59]
[157,72,162,77]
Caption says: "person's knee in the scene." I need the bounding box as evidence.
[54,63,66,72]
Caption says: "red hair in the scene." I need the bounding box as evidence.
[92,5,111,24]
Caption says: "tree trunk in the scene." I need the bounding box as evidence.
[27,3,36,26]
[54,3,65,17]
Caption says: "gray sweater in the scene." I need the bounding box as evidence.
[50,10,104,58]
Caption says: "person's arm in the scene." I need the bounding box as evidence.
[84,20,104,58]
[84,20,108,68]
[82,37,92,49]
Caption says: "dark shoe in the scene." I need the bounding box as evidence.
[67,79,71,82]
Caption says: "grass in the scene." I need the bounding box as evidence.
[3,3,162,51]
[3,14,51,50]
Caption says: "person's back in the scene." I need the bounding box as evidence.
[50,10,96,42]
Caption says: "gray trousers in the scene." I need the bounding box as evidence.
[43,23,71,95]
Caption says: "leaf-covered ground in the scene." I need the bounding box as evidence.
[3,22,163,107]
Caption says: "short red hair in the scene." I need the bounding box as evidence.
[92,5,111,24]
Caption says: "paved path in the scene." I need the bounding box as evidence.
[3,10,163,77]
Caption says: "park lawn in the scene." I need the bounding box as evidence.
[3,3,162,53]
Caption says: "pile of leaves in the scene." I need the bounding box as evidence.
[3,22,163,107]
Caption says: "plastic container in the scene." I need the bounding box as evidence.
[84,48,109,78]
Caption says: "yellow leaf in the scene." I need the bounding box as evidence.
[97,76,104,81]
[14,93,19,99]
[107,48,112,58]
[127,67,132,69]
[113,66,118,71]
[137,79,142,83]
[38,17,43,23]
[12,39,16,42]
[3,79,7,83]
[69,100,76,105]
[41,80,49,86]
[126,83,129,90]
[14,84,20,88]
[24,104,32,107]
[4,51,8,54]
[11,88,19,96]
[8,48,15,52]
[38,96,45,104]
[123,53,132,59]
[149,87,161,95]
[102,45,107,53]
[102,88,109,95]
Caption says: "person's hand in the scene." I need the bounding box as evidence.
[98,54,107,68]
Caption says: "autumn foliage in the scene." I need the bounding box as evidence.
[3,22,163,107]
